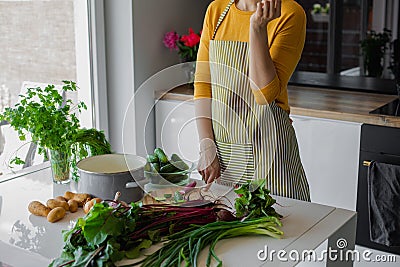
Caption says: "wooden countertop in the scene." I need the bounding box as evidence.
[289,71,398,95]
[155,85,400,127]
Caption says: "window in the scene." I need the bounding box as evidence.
[0,0,78,106]
[0,0,91,175]
[297,0,399,78]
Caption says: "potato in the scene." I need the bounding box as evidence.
[47,207,66,223]
[68,199,79,213]
[46,199,69,211]
[63,191,91,206]
[55,196,67,202]
[28,201,51,217]
[63,191,75,200]
[83,198,102,214]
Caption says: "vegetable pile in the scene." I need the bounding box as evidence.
[28,191,94,223]
[50,180,283,267]
[145,148,191,184]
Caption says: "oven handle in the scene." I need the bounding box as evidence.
[363,160,372,167]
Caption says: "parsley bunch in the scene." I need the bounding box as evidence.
[0,81,111,180]
[1,81,84,153]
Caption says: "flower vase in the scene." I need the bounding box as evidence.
[364,52,383,78]
[182,61,196,88]
[49,149,71,184]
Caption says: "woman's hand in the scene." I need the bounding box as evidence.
[197,139,221,186]
[250,0,282,30]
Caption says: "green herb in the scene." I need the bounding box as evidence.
[50,202,138,267]
[234,179,282,220]
[0,81,82,152]
[70,128,112,181]
[0,81,111,181]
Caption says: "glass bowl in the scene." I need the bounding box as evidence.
[144,161,195,186]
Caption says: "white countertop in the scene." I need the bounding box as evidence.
[0,164,357,267]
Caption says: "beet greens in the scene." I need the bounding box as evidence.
[50,201,229,267]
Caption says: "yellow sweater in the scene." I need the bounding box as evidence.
[194,0,306,113]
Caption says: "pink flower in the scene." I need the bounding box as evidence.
[162,28,202,62]
[163,31,179,51]
[180,28,200,48]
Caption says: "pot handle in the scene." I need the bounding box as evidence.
[126,182,139,188]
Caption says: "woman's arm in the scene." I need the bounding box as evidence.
[194,5,221,185]
[194,98,220,185]
[249,0,281,94]
[249,0,306,105]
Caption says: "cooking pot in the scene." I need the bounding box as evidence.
[77,154,147,203]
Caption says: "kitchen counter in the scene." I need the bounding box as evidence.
[0,164,357,266]
[289,71,398,95]
[155,85,400,127]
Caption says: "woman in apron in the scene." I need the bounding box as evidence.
[194,0,310,201]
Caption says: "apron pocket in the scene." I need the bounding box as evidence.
[215,140,254,186]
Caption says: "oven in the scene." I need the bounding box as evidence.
[356,123,400,254]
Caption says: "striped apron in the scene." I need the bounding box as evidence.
[210,0,310,201]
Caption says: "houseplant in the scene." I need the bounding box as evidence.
[0,80,111,183]
[163,28,201,87]
[360,29,391,77]
[310,2,330,23]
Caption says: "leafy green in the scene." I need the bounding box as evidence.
[104,238,125,263]
[77,203,124,246]
[0,81,111,181]
[125,239,152,259]
[234,179,282,220]
[50,202,141,267]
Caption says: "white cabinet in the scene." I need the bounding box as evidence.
[291,115,362,211]
[155,99,200,164]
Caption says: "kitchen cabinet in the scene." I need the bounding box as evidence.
[291,115,362,211]
[155,99,199,164]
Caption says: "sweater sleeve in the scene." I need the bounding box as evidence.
[252,8,306,105]
[194,5,213,99]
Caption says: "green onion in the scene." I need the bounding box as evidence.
[136,216,283,267]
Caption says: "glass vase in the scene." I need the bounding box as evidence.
[49,149,71,184]
[182,61,196,88]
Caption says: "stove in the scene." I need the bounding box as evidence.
[370,98,400,117]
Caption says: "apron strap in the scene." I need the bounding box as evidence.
[211,0,235,40]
